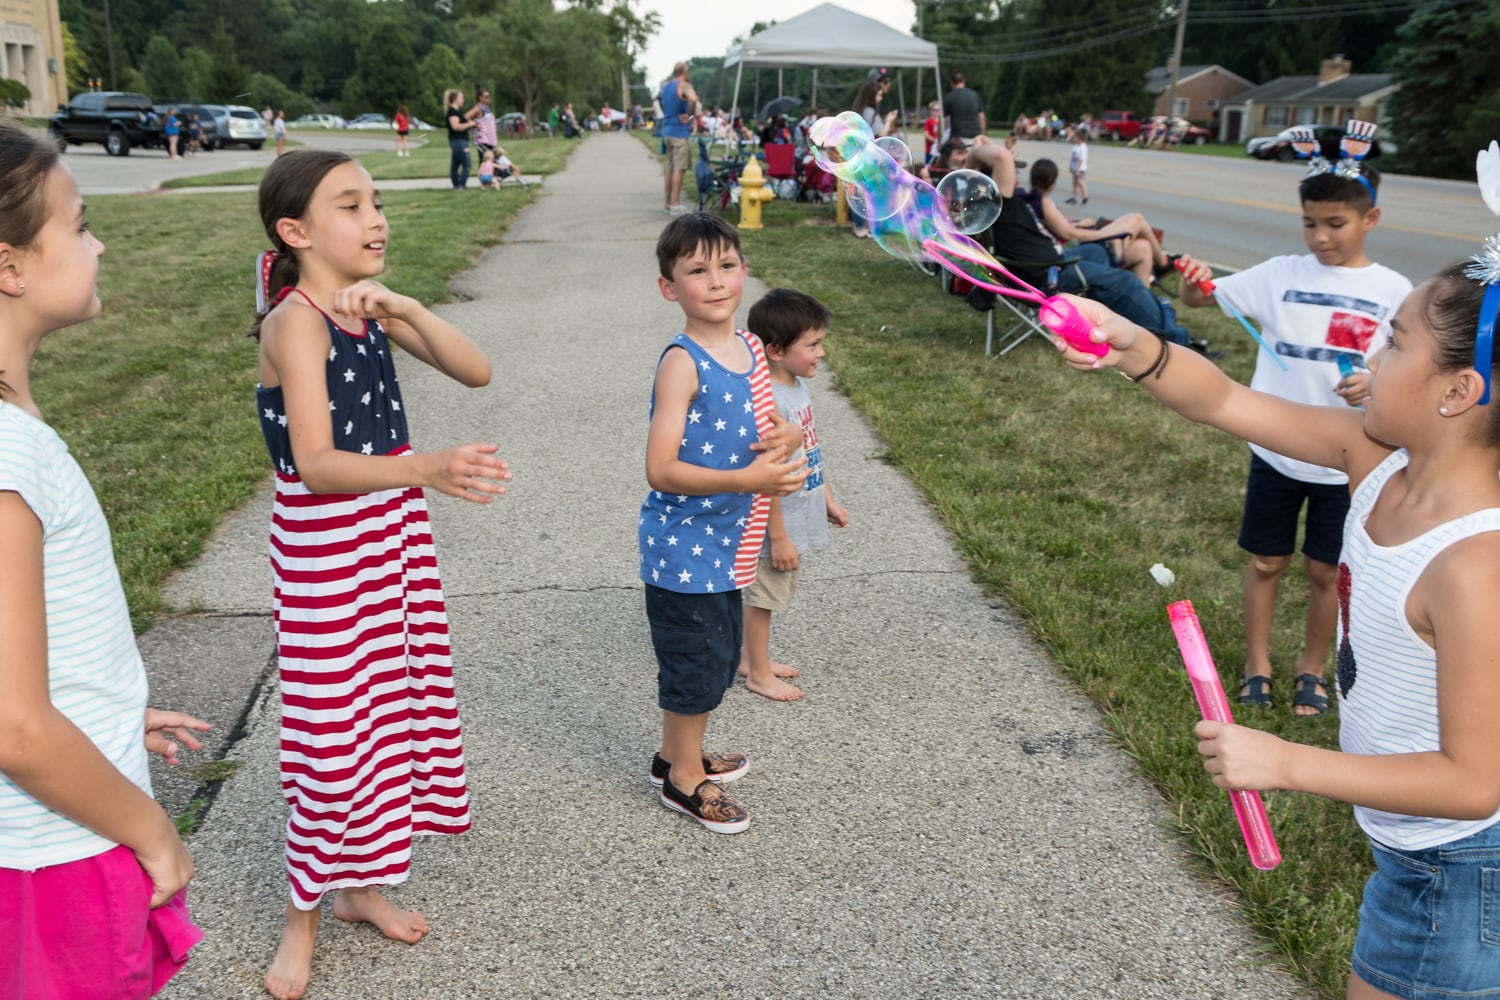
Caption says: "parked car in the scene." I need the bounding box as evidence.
[48,91,163,156]
[154,103,222,150]
[1246,124,1383,162]
[289,113,347,130]
[346,113,393,130]
[209,104,267,149]
[408,117,436,131]
[1097,110,1143,141]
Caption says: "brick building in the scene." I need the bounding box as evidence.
[1217,56,1396,144]
[1145,64,1256,125]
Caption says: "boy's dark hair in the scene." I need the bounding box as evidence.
[0,119,60,399]
[1029,158,1059,194]
[1299,163,1380,214]
[748,288,830,354]
[1426,260,1500,444]
[248,148,354,340]
[655,212,744,280]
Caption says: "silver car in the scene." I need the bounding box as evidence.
[205,104,267,149]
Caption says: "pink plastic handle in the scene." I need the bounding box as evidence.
[1167,600,1283,871]
[920,238,1108,357]
[1038,296,1109,358]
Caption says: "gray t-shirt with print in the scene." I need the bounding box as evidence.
[761,377,829,557]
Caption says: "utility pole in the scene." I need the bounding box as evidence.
[1163,0,1189,121]
[103,0,118,90]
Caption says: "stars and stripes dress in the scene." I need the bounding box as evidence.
[256,295,470,910]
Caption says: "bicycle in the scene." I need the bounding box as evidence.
[693,139,747,214]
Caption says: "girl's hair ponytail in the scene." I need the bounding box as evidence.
[0,119,61,399]
[246,148,352,340]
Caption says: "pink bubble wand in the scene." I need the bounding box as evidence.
[920,238,1109,358]
[1166,600,1282,871]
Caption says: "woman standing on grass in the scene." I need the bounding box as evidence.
[249,148,509,1000]
[444,89,474,189]
[0,118,209,1000]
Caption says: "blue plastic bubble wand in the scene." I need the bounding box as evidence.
[1174,259,1288,371]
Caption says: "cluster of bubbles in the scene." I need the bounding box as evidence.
[807,111,1003,271]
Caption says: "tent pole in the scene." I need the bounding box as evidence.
[896,74,906,140]
[730,62,743,122]
[811,69,818,111]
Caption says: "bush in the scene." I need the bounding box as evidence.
[0,78,29,110]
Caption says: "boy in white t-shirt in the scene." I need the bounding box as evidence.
[1176,149,1412,718]
[1066,128,1088,204]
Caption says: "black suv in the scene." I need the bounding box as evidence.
[49,91,165,156]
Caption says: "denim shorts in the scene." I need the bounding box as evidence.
[645,584,742,715]
[1238,453,1349,565]
[1352,823,1500,999]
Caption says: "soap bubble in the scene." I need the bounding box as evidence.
[936,169,1002,235]
[874,135,913,173]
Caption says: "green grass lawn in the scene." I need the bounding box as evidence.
[643,131,1363,999]
[38,182,539,631]
[159,134,575,189]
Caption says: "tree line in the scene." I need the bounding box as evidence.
[57,0,657,127]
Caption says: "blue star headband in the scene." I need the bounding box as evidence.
[1468,140,1500,404]
[1291,120,1379,206]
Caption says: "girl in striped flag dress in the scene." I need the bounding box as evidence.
[249,149,510,1000]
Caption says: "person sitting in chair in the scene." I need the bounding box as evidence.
[1023,158,1173,289]
[965,138,1210,353]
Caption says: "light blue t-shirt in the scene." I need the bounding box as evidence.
[759,377,828,557]
[0,404,151,869]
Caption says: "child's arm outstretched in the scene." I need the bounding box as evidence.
[0,493,194,907]
[1053,294,1380,477]
[333,280,491,387]
[1199,538,1500,820]
[645,347,807,497]
[262,299,510,501]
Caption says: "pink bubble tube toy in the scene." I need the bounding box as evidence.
[1167,600,1282,871]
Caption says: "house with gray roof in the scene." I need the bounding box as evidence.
[1145,64,1256,125]
[1217,56,1397,144]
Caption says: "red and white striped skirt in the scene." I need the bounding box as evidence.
[270,472,471,910]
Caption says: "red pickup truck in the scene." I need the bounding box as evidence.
[1098,110,1142,141]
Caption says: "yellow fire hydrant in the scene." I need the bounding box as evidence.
[737,155,774,230]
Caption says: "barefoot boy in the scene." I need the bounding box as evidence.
[640,213,806,832]
[1175,122,1412,717]
[738,289,850,701]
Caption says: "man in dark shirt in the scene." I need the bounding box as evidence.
[942,71,986,141]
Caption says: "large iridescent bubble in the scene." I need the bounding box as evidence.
[936,168,1003,235]
[873,135,914,173]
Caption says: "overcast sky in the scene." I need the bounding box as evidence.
[639,1,918,89]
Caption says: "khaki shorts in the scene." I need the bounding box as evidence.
[665,136,691,172]
[743,558,800,612]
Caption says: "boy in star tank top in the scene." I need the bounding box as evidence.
[639,213,808,833]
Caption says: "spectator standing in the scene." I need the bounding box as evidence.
[164,107,181,160]
[444,89,475,190]
[848,69,896,238]
[468,89,497,157]
[658,61,698,214]
[1067,128,1088,204]
[548,104,561,140]
[600,101,614,131]
[273,110,287,158]
[393,105,411,157]
[187,113,203,156]
[942,71,986,142]
[922,101,941,165]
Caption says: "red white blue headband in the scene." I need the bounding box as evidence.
[1291,119,1378,205]
[1469,140,1500,404]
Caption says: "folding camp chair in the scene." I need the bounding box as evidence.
[762,143,801,201]
[939,252,1085,358]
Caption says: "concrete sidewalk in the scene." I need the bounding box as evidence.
[152,132,1311,999]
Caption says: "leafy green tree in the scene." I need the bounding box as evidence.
[417,44,467,122]
[119,67,150,96]
[0,78,31,110]
[245,72,312,118]
[1389,0,1500,179]
[201,31,247,102]
[343,15,423,116]
[461,0,616,122]
[142,36,189,100]
[182,47,214,100]
[61,22,92,99]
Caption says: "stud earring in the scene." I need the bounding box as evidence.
[16,283,22,291]
[1440,406,1450,415]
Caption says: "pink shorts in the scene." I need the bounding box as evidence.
[0,844,202,999]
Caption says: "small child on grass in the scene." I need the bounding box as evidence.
[738,288,850,701]
[639,213,807,833]
[1175,121,1412,718]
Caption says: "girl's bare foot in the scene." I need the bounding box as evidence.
[744,675,804,701]
[265,904,320,1000]
[738,659,800,679]
[332,886,429,943]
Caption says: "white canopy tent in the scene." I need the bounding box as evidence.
[722,3,941,126]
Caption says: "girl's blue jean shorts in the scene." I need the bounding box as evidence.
[1352,822,1500,999]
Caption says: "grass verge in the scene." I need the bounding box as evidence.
[40,183,538,632]
[159,134,576,189]
[637,131,1362,999]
